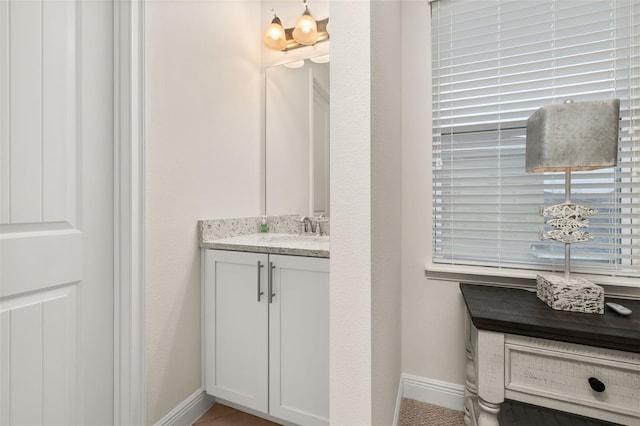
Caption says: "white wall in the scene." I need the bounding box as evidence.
[143,1,640,423]
[330,0,373,423]
[330,0,402,424]
[145,1,263,424]
[143,1,467,424]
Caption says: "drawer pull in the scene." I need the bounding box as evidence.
[257,261,265,302]
[588,377,606,393]
[268,262,276,303]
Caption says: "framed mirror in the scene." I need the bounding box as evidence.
[265,58,330,218]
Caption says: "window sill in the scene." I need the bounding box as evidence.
[424,262,640,299]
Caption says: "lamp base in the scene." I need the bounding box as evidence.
[536,274,604,314]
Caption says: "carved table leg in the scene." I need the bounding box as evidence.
[464,347,478,426]
[475,329,504,426]
[477,398,500,426]
[464,312,478,426]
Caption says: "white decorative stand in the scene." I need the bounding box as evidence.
[535,201,604,314]
[536,274,604,314]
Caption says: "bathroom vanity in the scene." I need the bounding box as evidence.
[200,220,329,426]
[198,53,332,426]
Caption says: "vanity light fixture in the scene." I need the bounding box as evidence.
[263,1,329,51]
[292,0,318,45]
[525,98,620,314]
[263,10,287,51]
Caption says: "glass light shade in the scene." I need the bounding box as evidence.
[263,16,286,51]
[292,9,318,45]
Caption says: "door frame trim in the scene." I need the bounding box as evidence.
[114,0,146,424]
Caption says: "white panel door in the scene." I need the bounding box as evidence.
[204,250,269,414]
[269,254,329,426]
[0,0,114,424]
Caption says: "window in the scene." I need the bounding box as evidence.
[431,0,639,278]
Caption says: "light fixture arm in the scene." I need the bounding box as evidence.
[302,2,311,17]
[272,9,281,23]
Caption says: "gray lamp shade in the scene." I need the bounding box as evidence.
[525,99,620,173]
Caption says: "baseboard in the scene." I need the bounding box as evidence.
[153,389,215,426]
[159,375,462,426]
[398,373,465,413]
[392,377,403,426]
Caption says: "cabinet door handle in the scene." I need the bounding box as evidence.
[588,377,606,393]
[268,262,276,303]
[257,261,265,302]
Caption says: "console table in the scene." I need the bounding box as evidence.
[460,283,640,426]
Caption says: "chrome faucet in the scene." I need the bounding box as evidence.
[300,216,315,234]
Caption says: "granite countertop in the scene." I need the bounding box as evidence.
[200,233,330,258]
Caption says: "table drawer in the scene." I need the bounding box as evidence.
[505,337,640,418]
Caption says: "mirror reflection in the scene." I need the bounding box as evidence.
[265,59,330,218]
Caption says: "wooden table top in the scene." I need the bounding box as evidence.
[460,283,640,354]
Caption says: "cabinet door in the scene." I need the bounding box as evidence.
[204,250,269,413]
[269,255,329,426]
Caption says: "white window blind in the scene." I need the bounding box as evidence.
[431,0,639,277]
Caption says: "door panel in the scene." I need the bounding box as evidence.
[269,255,329,426]
[1,231,82,297]
[0,0,113,424]
[3,0,77,225]
[7,0,42,223]
[1,286,76,425]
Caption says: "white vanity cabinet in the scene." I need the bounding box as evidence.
[203,249,329,426]
[203,250,269,413]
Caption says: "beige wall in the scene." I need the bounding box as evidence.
[144,1,640,423]
[400,1,468,385]
[371,0,403,423]
[398,0,640,386]
[145,1,263,423]
[143,1,468,423]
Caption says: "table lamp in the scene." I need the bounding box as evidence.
[525,99,620,314]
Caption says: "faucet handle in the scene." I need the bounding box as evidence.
[314,215,329,236]
[315,215,329,224]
